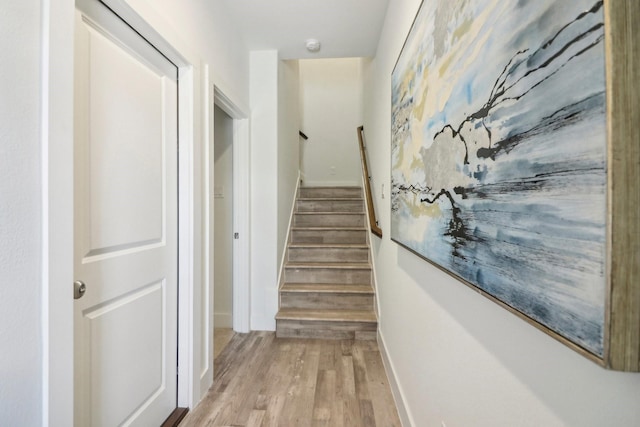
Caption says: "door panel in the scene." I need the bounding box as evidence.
[74,2,178,425]
[86,26,165,254]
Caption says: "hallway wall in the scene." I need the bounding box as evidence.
[250,52,301,331]
[127,0,250,105]
[0,2,44,425]
[363,0,640,426]
[299,58,364,186]
[277,60,300,265]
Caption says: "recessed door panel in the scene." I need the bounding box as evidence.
[85,282,165,426]
[86,26,165,256]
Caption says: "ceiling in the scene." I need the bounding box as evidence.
[222,0,390,59]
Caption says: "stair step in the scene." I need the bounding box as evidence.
[288,245,369,263]
[290,227,367,244]
[281,283,373,294]
[284,263,371,285]
[281,283,374,310]
[293,212,365,227]
[276,309,377,340]
[299,187,362,199]
[285,262,371,269]
[296,198,364,213]
[276,309,376,323]
[288,243,368,249]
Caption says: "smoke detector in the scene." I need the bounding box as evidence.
[305,39,321,53]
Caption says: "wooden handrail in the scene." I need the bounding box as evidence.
[357,126,382,238]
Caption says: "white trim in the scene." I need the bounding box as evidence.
[42,0,75,425]
[276,171,302,293]
[213,86,251,334]
[377,329,413,427]
[177,64,197,408]
[214,86,249,120]
[232,118,251,333]
[199,63,214,398]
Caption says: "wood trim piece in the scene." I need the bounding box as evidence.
[605,0,640,372]
[357,126,383,238]
[161,407,189,427]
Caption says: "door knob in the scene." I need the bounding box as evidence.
[74,280,86,300]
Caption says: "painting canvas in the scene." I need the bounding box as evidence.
[391,0,607,357]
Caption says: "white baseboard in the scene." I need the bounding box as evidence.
[214,312,232,328]
[378,329,413,427]
[251,314,276,331]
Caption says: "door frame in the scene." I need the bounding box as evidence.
[213,86,251,335]
[42,0,206,424]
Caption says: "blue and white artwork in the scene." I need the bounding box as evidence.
[391,0,607,356]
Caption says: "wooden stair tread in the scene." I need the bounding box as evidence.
[281,283,373,294]
[298,197,363,201]
[292,226,367,231]
[300,186,361,189]
[295,211,365,215]
[296,214,365,217]
[276,309,377,323]
[288,243,368,249]
[285,262,371,269]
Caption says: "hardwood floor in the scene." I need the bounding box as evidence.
[180,331,401,427]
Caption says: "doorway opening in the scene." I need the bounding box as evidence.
[210,86,250,365]
[213,105,235,359]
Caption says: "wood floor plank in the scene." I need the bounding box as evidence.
[279,341,320,427]
[179,332,401,427]
[352,344,371,401]
[312,369,335,425]
[246,410,265,427]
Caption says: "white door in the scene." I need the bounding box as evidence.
[73,1,178,425]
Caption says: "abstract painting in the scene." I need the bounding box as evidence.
[391,0,607,356]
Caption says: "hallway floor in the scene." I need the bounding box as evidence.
[179,331,401,427]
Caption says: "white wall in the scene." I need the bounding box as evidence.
[128,0,250,106]
[277,59,300,264]
[299,58,364,187]
[250,51,279,331]
[213,105,234,327]
[250,52,301,331]
[0,2,43,425]
[363,1,640,426]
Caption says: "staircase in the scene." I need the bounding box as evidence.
[275,186,377,340]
